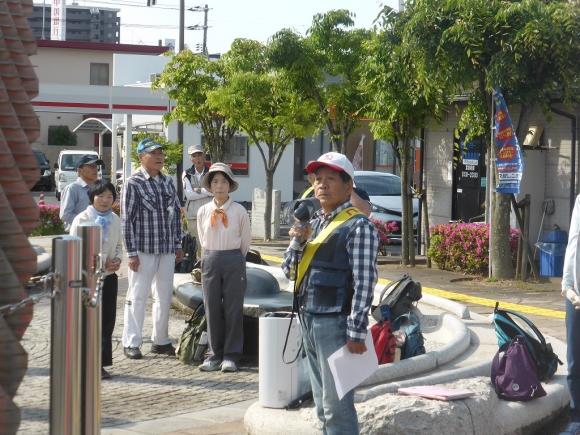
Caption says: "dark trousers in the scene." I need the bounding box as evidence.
[201,249,246,364]
[102,273,118,367]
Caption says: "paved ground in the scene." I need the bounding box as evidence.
[13,236,571,434]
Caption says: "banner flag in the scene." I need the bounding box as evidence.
[352,134,365,171]
[493,87,524,194]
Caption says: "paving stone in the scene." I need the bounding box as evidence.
[14,265,259,434]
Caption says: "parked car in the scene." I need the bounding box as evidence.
[282,171,418,241]
[32,149,53,191]
[54,150,103,201]
[353,171,418,240]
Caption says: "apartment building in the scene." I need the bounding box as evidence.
[28,3,120,43]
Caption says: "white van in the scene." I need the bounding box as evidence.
[54,150,103,201]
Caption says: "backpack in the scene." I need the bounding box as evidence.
[175,233,197,273]
[372,275,422,323]
[392,312,426,360]
[176,303,207,365]
[246,248,268,265]
[370,319,397,364]
[493,302,562,382]
[491,335,547,401]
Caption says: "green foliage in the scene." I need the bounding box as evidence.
[428,222,520,275]
[268,9,373,153]
[208,38,319,240]
[48,125,77,146]
[130,133,183,175]
[152,50,236,163]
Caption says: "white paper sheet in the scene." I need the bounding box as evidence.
[328,332,378,400]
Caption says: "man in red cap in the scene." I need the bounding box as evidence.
[282,152,379,434]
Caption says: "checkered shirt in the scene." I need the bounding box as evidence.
[121,168,183,257]
[282,201,379,342]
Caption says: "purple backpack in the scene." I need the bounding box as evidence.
[491,335,547,401]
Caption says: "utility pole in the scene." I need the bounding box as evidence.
[42,0,46,40]
[147,0,185,202]
[189,4,211,56]
[177,0,185,203]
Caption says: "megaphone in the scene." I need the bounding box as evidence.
[288,199,317,250]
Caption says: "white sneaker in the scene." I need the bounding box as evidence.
[199,360,221,372]
[221,360,237,372]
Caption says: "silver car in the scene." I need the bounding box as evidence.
[353,171,418,241]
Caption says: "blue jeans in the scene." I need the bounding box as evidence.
[567,299,580,422]
[300,312,359,435]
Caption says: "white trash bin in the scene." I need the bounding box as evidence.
[259,312,311,409]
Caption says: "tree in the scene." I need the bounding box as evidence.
[402,0,580,278]
[151,50,237,163]
[269,10,372,154]
[130,132,183,175]
[48,125,77,146]
[363,6,453,265]
[207,39,319,240]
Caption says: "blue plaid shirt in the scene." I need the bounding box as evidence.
[282,201,379,342]
[121,168,183,257]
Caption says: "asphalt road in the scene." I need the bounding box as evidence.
[30,189,59,206]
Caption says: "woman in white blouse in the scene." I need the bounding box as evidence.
[196,163,251,373]
[70,179,123,380]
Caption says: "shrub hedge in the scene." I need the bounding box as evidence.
[428,222,520,275]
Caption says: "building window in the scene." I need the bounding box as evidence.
[375,138,420,185]
[90,63,109,86]
[201,135,249,175]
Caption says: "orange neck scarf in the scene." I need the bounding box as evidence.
[210,209,228,228]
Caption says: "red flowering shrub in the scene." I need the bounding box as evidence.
[32,205,65,236]
[370,219,399,256]
[428,222,520,275]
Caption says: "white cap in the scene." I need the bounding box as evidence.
[306,152,355,180]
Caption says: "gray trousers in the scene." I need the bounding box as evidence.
[201,249,246,364]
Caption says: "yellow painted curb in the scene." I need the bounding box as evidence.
[262,252,565,320]
[377,278,565,319]
[262,254,282,264]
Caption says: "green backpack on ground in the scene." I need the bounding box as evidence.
[176,304,207,365]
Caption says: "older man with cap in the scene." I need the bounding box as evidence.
[282,152,379,434]
[59,154,104,232]
[182,144,213,259]
[121,137,184,360]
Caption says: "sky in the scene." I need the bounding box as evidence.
[69,0,400,54]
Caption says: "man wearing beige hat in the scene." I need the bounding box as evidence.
[182,144,213,259]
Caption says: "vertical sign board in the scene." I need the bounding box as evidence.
[51,0,66,41]
[493,87,524,194]
[460,142,480,187]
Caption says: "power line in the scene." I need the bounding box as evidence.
[121,23,179,28]
[76,0,180,10]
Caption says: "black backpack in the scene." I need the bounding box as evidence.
[493,302,562,382]
[372,275,422,323]
[175,233,197,273]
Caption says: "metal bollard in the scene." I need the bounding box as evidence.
[50,235,82,435]
[79,223,103,435]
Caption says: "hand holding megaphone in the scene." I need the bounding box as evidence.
[288,200,316,250]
